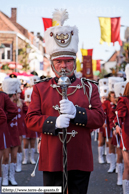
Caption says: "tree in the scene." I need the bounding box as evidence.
[18,43,31,71]
[123,43,129,63]
[98,68,108,78]
[120,42,129,71]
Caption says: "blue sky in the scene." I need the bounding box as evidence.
[0,0,129,62]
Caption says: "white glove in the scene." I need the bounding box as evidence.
[60,99,76,118]
[55,114,74,129]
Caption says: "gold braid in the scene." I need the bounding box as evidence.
[55,87,78,97]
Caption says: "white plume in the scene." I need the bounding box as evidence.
[52,9,68,26]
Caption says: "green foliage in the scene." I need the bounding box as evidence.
[123,43,129,63]
[18,43,31,71]
[120,61,127,71]
[1,64,10,70]
[119,42,129,71]
[98,68,108,78]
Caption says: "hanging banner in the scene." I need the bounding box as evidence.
[82,56,93,79]
[98,17,122,46]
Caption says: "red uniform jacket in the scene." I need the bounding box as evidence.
[0,108,7,125]
[103,100,113,138]
[17,101,28,136]
[109,103,118,146]
[8,104,20,147]
[114,96,129,150]
[99,103,106,134]
[0,91,18,122]
[25,77,104,172]
[0,92,18,149]
[109,103,116,130]
[0,108,8,150]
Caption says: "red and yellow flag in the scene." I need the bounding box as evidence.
[42,18,59,31]
[76,58,82,72]
[92,60,101,72]
[99,17,122,46]
[80,49,93,56]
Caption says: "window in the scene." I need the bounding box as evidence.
[7,50,10,59]
[1,47,11,62]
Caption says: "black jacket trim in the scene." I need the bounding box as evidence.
[71,106,87,127]
[42,116,59,136]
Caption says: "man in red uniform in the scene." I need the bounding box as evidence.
[25,9,104,194]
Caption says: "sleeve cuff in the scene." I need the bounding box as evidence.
[71,106,87,127]
[42,116,59,136]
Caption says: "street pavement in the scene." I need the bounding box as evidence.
[2,136,123,194]
[87,136,123,194]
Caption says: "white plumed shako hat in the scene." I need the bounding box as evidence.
[44,9,79,60]
[114,81,127,97]
[100,86,109,98]
[2,78,19,94]
[25,88,33,102]
[99,78,108,87]
[125,64,129,82]
[108,77,124,92]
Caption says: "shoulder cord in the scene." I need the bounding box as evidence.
[55,87,78,97]
[81,78,92,106]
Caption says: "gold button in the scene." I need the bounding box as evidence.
[47,121,49,123]
[82,124,85,126]
[76,123,78,125]
[50,133,52,135]
[89,104,92,108]
[83,112,85,115]
[50,121,53,124]
[79,111,81,114]
[79,123,82,126]
[47,132,49,135]
[44,132,46,134]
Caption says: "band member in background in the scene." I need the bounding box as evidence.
[0,85,18,186]
[98,84,109,164]
[2,78,20,186]
[15,81,28,172]
[115,82,129,194]
[110,81,126,186]
[22,88,37,165]
[106,77,124,173]
[0,108,8,189]
[25,9,104,194]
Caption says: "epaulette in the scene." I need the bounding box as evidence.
[35,77,52,84]
[81,77,98,85]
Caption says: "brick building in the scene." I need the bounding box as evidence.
[0,8,45,72]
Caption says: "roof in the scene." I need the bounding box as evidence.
[11,21,29,39]
[0,10,29,38]
[0,11,21,34]
[107,50,120,62]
